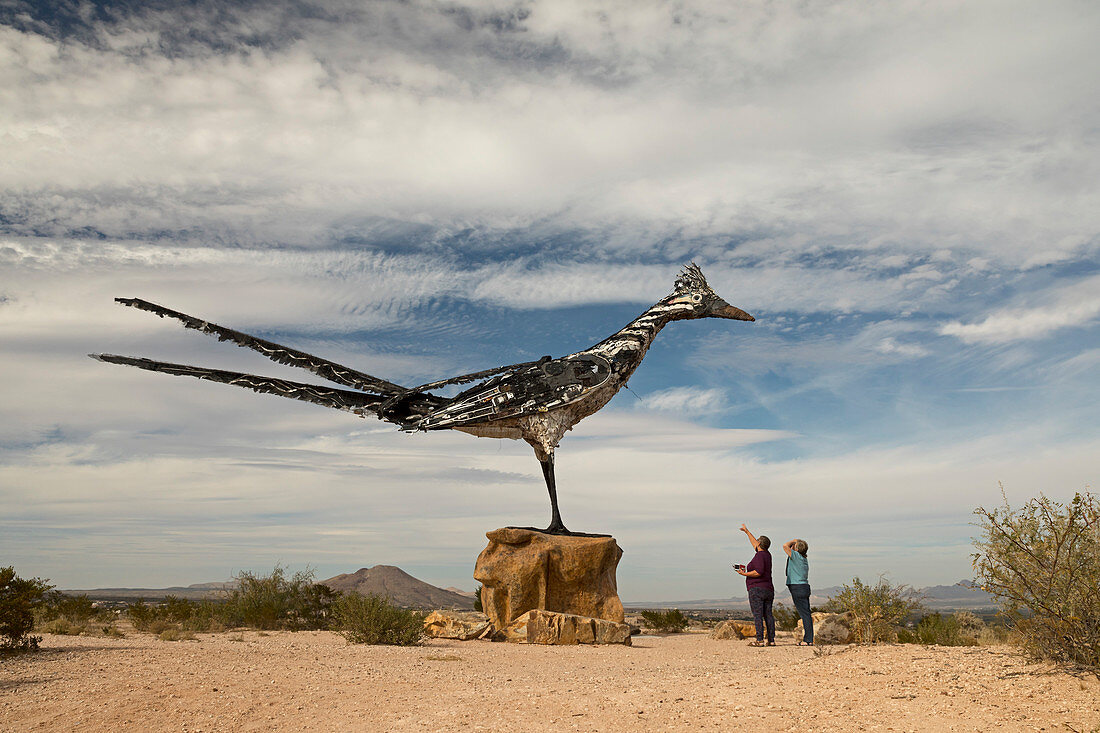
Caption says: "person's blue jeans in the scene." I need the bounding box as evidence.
[788,583,813,643]
[747,586,775,643]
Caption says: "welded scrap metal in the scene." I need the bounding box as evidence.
[91,263,755,535]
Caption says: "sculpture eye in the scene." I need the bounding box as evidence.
[691,294,703,303]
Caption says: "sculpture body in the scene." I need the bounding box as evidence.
[91,263,754,534]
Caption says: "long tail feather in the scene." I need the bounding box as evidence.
[91,353,393,417]
[114,298,407,395]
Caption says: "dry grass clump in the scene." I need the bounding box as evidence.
[158,626,196,642]
[41,618,86,636]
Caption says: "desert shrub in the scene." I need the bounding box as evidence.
[973,489,1100,672]
[1,566,53,653]
[159,596,196,624]
[333,593,424,646]
[289,582,342,631]
[978,624,1011,645]
[103,625,125,638]
[126,599,155,630]
[896,627,917,644]
[953,610,984,636]
[914,613,978,646]
[182,600,227,633]
[773,603,800,631]
[639,609,689,633]
[473,584,483,613]
[824,577,923,644]
[61,595,96,623]
[221,566,338,631]
[145,618,177,635]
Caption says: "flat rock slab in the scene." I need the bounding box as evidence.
[711,619,757,640]
[506,609,632,645]
[423,611,491,641]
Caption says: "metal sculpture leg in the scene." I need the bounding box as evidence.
[540,454,569,535]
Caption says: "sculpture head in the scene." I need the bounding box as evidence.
[667,262,755,322]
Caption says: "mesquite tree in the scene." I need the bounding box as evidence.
[972,489,1099,673]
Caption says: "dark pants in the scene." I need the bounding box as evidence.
[788,583,813,643]
[748,586,775,642]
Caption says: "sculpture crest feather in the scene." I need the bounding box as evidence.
[674,262,710,293]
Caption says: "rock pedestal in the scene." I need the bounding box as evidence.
[473,528,625,642]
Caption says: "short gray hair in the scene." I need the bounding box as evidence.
[795,539,808,556]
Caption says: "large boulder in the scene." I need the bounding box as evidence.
[422,611,491,641]
[711,619,757,640]
[796,611,854,644]
[474,528,624,639]
[504,609,631,645]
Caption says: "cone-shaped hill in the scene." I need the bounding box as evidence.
[319,565,475,610]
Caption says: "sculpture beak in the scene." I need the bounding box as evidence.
[710,298,755,321]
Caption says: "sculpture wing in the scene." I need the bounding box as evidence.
[114,298,407,395]
[416,354,612,430]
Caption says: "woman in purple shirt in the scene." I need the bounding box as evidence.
[733,523,775,646]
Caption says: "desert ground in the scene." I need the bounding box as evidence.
[2,629,1098,732]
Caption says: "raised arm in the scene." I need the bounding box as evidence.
[739,523,761,551]
[783,539,795,557]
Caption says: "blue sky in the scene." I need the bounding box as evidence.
[1,0,1098,601]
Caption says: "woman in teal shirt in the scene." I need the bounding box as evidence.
[783,539,813,645]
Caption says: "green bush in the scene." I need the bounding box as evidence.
[896,627,917,644]
[473,584,483,613]
[773,603,800,631]
[639,609,689,633]
[160,595,196,624]
[973,489,1100,672]
[333,593,424,646]
[915,613,979,646]
[221,566,339,631]
[127,599,155,631]
[1,566,53,653]
[824,577,923,644]
[124,568,338,634]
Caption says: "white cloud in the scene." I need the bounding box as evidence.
[1,1,1098,263]
[940,274,1100,344]
[636,386,727,414]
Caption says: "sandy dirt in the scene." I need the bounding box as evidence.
[3,629,1098,732]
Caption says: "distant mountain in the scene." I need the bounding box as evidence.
[319,566,475,610]
[625,581,998,611]
[61,581,237,601]
[445,586,477,598]
[64,567,475,609]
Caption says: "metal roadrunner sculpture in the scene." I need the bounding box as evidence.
[91,263,754,535]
